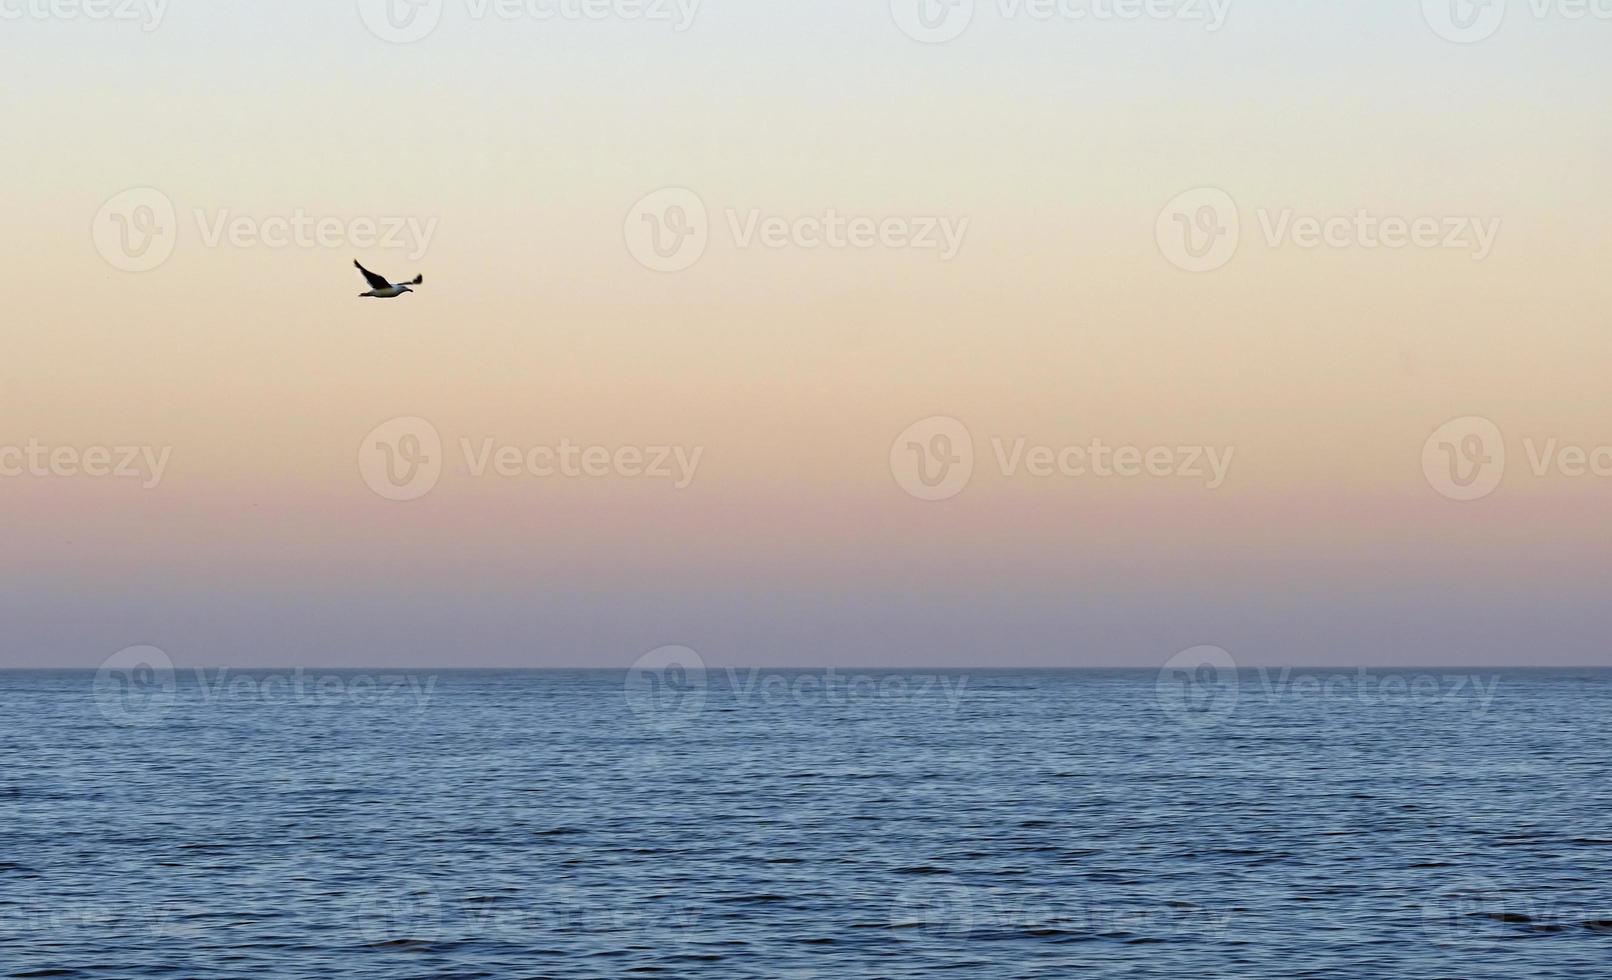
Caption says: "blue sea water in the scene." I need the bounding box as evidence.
[3,666,1611,978]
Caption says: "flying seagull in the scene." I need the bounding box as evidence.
[355,260,423,299]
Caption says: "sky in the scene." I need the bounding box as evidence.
[1,0,1609,668]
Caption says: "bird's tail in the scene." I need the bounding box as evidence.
[410,275,424,285]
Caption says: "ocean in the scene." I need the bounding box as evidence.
[3,666,1610,978]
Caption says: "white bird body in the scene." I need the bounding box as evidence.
[355,260,423,299]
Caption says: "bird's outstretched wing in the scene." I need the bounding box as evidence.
[354,260,391,290]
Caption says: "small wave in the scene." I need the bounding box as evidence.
[362,939,433,951]
[967,927,1096,943]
